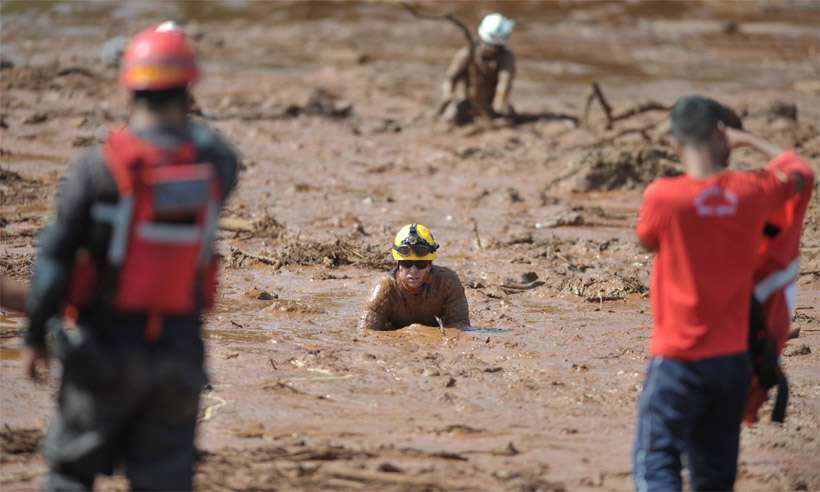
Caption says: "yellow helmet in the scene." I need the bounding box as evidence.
[391,223,439,261]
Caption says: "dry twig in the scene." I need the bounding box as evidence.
[584,82,671,130]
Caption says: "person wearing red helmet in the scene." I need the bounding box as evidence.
[23,22,239,491]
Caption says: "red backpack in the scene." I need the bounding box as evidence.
[68,127,221,338]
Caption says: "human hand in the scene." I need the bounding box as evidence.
[23,346,50,383]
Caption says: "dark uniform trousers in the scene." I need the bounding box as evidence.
[44,316,206,492]
[632,353,752,492]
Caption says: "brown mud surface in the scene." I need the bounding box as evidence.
[2,1,819,490]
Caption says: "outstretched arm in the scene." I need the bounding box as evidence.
[726,128,809,194]
[442,48,469,103]
[26,151,99,349]
[492,51,516,115]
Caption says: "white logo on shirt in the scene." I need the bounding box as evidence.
[694,186,738,217]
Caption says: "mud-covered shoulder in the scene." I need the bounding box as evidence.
[56,145,117,207]
[367,274,397,304]
[359,274,397,331]
[431,265,464,288]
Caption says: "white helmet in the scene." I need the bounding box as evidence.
[478,13,515,46]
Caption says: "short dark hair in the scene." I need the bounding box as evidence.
[670,95,732,145]
[132,87,189,111]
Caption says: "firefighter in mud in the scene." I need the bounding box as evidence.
[441,13,516,126]
[632,96,808,492]
[23,22,239,491]
[359,224,470,331]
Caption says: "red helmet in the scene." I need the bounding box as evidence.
[120,22,199,91]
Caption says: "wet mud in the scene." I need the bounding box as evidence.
[2,1,820,490]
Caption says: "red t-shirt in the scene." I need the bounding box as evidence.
[637,165,795,360]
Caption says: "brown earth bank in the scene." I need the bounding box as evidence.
[1,1,819,490]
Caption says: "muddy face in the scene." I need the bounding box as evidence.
[396,262,432,292]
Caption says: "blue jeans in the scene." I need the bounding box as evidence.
[633,353,752,492]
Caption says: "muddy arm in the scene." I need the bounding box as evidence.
[492,52,516,115]
[358,279,393,331]
[636,183,662,253]
[442,48,470,105]
[442,274,471,329]
[26,152,98,348]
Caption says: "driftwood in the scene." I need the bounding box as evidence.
[229,246,281,268]
[584,82,671,130]
[401,2,477,117]
[220,217,256,233]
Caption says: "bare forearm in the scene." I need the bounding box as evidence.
[728,128,784,159]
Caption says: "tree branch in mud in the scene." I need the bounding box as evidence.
[470,218,483,250]
[584,82,671,130]
[401,2,475,117]
[229,246,282,269]
[401,2,473,47]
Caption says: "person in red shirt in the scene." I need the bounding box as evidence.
[632,96,806,492]
[745,144,814,424]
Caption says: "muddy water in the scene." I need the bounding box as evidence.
[2,1,820,490]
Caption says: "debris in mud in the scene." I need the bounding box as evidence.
[245,287,277,301]
[435,424,483,435]
[501,272,545,294]
[377,462,403,473]
[0,63,103,93]
[0,425,42,463]
[0,253,34,281]
[538,210,585,228]
[221,213,285,238]
[229,233,391,270]
[550,143,680,192]
[234,422,265,439]
[22,112,48,125]
[784,344,811,357]
[584,82,671,130]
[285,88,353,119]
[503,231,534,246]
[556,269,647,302]
[749,100,798,122]
[267,299,324,316]
[1,168,46,208]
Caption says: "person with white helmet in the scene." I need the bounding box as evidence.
[359,224,470,331]
[441,13,516,125]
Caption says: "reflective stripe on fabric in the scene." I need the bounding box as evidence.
[137,223,201,244]
[91,203,118,224]
[107,197,135,265]
[197,202,219,266]
[754,259,800,302]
